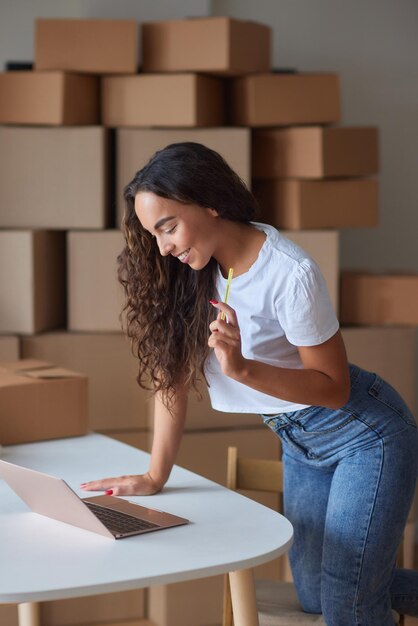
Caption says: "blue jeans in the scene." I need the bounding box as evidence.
[261,364,418,626]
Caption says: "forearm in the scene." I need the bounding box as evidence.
[209,302,350,411]
[236,360,348,409]
[149,388,188,489]
[79,386,187,497]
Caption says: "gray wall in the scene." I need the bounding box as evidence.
[212,0,418,272]
[0,0,210,69]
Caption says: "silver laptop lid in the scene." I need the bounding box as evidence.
[0,460,189,539]
[0,460,113,538]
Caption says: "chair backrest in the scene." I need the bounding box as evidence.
[227,446,284,494]
[225,447,406,626]
[224,447,284,626]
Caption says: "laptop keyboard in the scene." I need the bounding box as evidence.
[85,502,159,534]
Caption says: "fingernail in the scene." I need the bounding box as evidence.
[209,299,218,305]
[80,483,86,486]
[104,490,113,495]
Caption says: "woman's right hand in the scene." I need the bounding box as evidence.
[80,472,163,497]
[81,385,188,499]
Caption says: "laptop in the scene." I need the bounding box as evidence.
[0,459,189,539]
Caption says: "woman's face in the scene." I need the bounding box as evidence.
[135,192,220,270]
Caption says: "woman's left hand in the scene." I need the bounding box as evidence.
[208,301,247,379]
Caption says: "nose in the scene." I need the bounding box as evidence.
[156,235,174,257]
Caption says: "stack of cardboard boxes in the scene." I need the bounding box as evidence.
[0,14,416,626]
[0,18,148,626]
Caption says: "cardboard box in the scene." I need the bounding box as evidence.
[107,430,150,451]
[40,589,145,626]
[340,272,418,326]
[0,127,109,229]
[142,17,271,76]
[148,427,283,626]
[35,19,138,74]
[68,231,124,332]
[0,72,99,125]
[114,375,264,433]
[116,127,251,225]
[176,427,279,484]
[0,337,20,361]
[178,426,284,585]
[0,606,18,626]
[102,74,225,127]
[185,382,261,430]
[252,126,379,179]
[0,609,153,626]
[229,73,341,127]
[148,576,224,626]
[22,331,260,432]
[342,325,418,552]
[283,230,339,312]
[254,179,379,229]
[22,332,151,432]
[0,359,87,445]
[0,231,65,334]
[341,327,416,411]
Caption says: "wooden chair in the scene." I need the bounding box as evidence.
[223,446,404,626]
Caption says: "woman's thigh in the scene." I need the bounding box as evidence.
[283,452,334,614]
[278,373,418,624]
[283,424,417,625]
[321,429,417,626]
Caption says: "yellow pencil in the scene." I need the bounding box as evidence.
[221,268,234,321]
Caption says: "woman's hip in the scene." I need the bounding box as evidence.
[261,364,418,466]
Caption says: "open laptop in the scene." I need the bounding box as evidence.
[0,459,189,539]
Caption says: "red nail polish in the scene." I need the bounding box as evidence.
[209,299,218,305]
[105,489,113,495]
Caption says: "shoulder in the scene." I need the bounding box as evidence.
[252,221,314,273]
[252,223,328,307]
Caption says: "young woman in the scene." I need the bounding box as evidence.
[81,142,418,625]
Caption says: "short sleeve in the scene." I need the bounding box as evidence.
[277,258,339,346]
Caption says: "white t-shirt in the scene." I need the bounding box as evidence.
[205,222,339,414]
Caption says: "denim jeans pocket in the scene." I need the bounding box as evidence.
[280,407,373,461]
[296,406,356,434]
[367,374,417,428]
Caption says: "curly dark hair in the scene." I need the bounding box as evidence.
[118,142,258,408]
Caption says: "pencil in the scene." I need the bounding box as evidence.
[221,268,234,321]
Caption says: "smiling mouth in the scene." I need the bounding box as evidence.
[177,248,190,261]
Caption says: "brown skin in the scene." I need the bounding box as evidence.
[81,386,188,496]
[132,192,267,277]
[80,193,350,496]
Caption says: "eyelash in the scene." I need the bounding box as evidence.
[165,225,177,234]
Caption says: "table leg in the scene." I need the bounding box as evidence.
[228,568,259,626]
[17,602,40,626]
